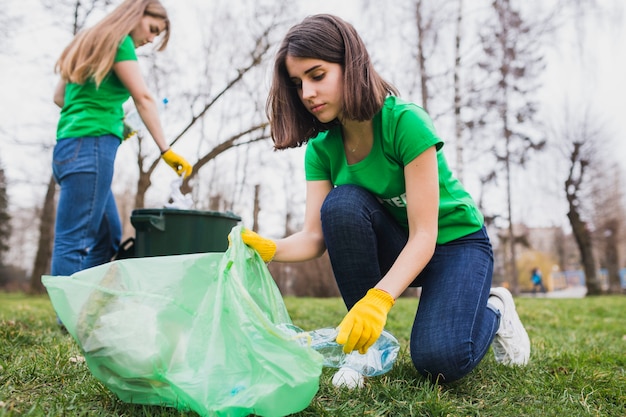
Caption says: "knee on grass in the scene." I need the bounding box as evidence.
[410,345,475,383]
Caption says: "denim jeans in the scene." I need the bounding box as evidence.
[51,135,121,277]
[320,184,499,382]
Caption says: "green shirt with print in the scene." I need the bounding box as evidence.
[56,35,137,141]
[305,96,484,244]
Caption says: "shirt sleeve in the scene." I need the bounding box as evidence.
[304,137,331,181]
[393,104,444,166]
[115,35,138,63]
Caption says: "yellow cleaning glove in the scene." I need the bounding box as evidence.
[161,149,192,178]
[336,288,395,354]
[241,228,277,263]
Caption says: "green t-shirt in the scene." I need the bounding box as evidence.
[56,35,137,141]
[305,96,484,244]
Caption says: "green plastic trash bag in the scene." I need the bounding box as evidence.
[42,225,323,417]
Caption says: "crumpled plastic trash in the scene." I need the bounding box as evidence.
[277,324,399,377]
[164,174,193,209]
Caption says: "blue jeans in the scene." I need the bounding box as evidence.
[320,185,499,382]
[51,135,121,277]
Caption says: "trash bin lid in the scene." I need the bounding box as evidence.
[131,208,242,221]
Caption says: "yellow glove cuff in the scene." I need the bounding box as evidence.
[241,228,277,263]
[365,288,395,310]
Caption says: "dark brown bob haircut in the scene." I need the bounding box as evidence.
[266,14,398,149]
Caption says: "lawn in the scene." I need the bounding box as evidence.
[0,291,624,416]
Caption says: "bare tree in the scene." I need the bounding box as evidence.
[452,0,465,182]
[591,164,624,294]
[600,218,622,293]
[0,163,10,265]
[29,178,57,293]
[564,142,601,294]
[41,0,114,35]
[474,0,550,293]
[121,4,285,212]
[413,0,432,113]
[559,109,604,295]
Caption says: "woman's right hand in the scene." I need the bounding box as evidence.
[161,149,192,178]
[336,288,395,354]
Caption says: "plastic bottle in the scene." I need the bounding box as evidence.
[124,98,169,139]
[277,324,400,377]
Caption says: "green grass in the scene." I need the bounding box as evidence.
[1,292,624,416]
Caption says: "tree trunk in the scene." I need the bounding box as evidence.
[603,219,622,294]
[503,80,519,294]
[135,168,151,209]
[30,175,56,293]
[567,208,602,295]
[134,135,151,210]
[453,0,464,182]
[252,184,260,233]
[414,0,430,113]
[505,153,519,294]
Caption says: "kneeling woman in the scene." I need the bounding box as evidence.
[242,14,530,385]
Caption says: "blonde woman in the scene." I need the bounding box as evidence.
[51,0,191,281]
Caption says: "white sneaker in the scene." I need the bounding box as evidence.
[489,287,531,365]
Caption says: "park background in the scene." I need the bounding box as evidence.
[0,0,625,296]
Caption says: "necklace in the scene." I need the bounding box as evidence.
[347,136,363,153]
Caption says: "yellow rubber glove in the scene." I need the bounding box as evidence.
[161,149,192,178]
[241,228,276,262]
[336,288,395,354]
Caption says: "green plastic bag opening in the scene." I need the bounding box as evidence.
[42,225,323,417]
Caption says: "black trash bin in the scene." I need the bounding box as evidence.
[130,208,241,257]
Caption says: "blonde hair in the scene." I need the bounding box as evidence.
[55,0,170,87]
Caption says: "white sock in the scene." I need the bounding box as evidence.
[488,295,505,334]
[488,295,505,315]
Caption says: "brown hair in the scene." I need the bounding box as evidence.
[266,14,398,149]
[55,0,170,87]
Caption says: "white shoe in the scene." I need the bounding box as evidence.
[331,367,365,389]
[489,287,531,365]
